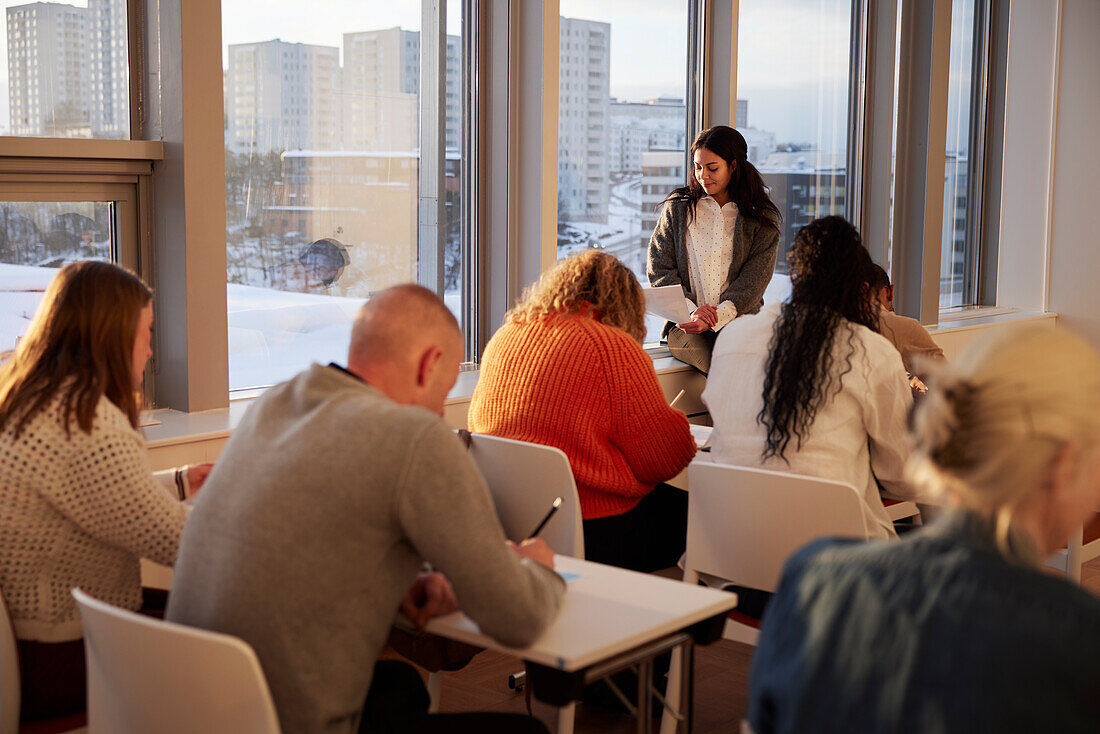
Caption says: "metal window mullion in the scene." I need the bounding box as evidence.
[846,0,870,229]
[127,0,144,138]
[419,0,447,295]
[461,0,479,363]
[963,0,991,305]
[859,0,901,268]
[891,0,952,325]
[686,0,706,177]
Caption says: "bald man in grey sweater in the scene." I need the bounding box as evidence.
[167,285,563,734]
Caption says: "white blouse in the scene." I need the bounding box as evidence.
[685,196,739,331]
[703,302,922,539]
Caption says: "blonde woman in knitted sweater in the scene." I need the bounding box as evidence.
[0,261,212,722]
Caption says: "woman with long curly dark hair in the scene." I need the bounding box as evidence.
[702,216,920,538]
[647,125,781,374]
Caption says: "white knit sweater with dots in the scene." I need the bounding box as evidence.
[0,392,188,642]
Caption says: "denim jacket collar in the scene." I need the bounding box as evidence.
[923,508,1041,567]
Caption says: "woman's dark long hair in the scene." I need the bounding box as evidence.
[758,216,881,462]
[660,126,781,230]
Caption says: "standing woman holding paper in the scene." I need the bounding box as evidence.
[647,125,782,374]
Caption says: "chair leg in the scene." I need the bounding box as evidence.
[557,701,576,734]
[427,671,443,713]
[1068,525,1085,584]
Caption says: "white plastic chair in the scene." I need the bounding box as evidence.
[429,434,584,733]
[1047,512,1100,583]
[72,589,280,734]
[660,462,874,734]
[467,433,585,559]
[0,588,86,734]
[1,590,20,734]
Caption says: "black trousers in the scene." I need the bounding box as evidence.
[360,660,548,734]
[582,483,688,573]
[18,588,171,722]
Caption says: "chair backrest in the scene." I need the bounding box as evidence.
[72,589,280,734]
[468,433,585,559]
[0,590,19,734]
[686,462,871,592]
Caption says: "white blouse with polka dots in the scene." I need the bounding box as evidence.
[685,196,740,331]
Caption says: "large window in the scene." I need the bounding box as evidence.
[222,0,467,391]
[0,0,139,358]
[0,181,140,356]
[555,1,692,345]
[736,0,853,274]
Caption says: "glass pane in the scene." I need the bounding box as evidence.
[0,201,114,354]
[557,1,690,345]
[1,0,130,139]
[940,0,976,309]
[223,1,444,391]
[737,0,852,277]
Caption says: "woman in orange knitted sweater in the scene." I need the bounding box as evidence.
[470,250,696,572]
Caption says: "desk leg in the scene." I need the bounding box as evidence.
[660,647,682,734]
[679,639,694,733]
[637,660,654,734]
[556,701,576,734]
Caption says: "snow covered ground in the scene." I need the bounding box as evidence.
[0,263,375,391]
[0,262,788,392]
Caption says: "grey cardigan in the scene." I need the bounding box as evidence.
[647,196,780,317]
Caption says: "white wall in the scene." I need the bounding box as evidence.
[1047,0,1100,348]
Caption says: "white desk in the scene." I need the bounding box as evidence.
[425,555,737,734]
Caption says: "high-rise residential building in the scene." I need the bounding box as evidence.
[758,151,847,269]
[340,28,419,154]
[639,149,686,249]
[609,98,686,175]
[736,98,748,128]
[226,39,341,154]
[87,0,128,137]
[6,2,89,137]
[340,27,460,154]
[558,16,610,223]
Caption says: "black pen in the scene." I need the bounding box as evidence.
[527,496,562,539]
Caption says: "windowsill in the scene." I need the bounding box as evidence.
[0,137,165,160]
[929,307,1055,332]
[151,352,700,448]
[150,311,1058,450]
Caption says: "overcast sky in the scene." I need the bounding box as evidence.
[0,0,970,152]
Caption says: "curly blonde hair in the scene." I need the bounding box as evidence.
[507,250,647,342]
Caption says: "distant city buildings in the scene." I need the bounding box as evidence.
[226,29,460,155]
[609,97,685,174]
[226,40,341,153]
[638,150,686,250]
[558,16,610,223]
[88,0,127,137]
[6,0,129,138]
[7,2,89,137]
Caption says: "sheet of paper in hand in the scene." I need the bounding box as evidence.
[642,285,691,324]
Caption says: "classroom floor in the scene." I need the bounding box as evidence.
[432,556,1100,732]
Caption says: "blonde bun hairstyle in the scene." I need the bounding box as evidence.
[909,326,1100,549]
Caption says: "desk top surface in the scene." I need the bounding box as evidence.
[424,555,737,671]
